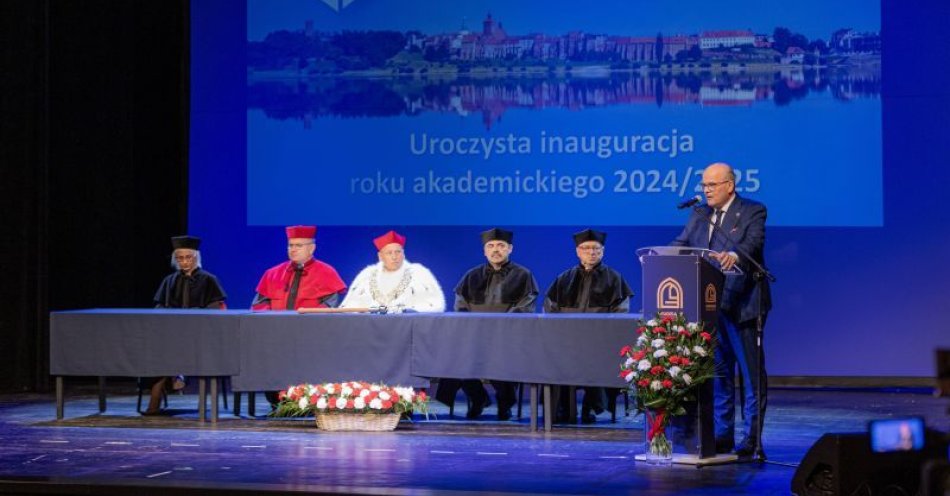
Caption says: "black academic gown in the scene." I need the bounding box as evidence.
[153,268,227,309]
[543,262,632,421]
[436,261,540,418]
[144,268,227,391]
[543,262,632,313]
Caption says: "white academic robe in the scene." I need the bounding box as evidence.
[340,260,445,313]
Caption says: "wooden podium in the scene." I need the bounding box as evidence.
[636,247,736,465]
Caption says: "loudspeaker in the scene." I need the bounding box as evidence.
[791,432,946,496]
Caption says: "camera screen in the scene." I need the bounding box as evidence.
[869,417,925,453]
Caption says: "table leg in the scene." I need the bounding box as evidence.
[210,377,219,423]
[97,376,106,413]
[543,384,552,432]
[529,384,538,431]
[198,378,207,422]
[56,376,64,420]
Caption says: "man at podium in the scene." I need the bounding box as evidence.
[671,162,772,458]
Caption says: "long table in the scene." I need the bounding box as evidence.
[50,309,641,429]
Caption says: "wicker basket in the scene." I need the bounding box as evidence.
[315,412,401,431]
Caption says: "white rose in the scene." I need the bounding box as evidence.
[623,371,636,383]
[298,397,308,410]
[692,346,707,357]
[335,397,348,410]
[687,322,699,331]
[646,319,658,326]
[286,386,295,397]
[624,357,634,367]
[650,380,663,391]
[682,373,693,385]
[651,338,666,348]
[653,349,668,358]
[682,347,692,356]
[341,386,353,397]
[370,385,381,392]
[359,389,370,398]
[669,366,681,378]
[325,384,336,394]
[379,391,391,401]
[637,335,648,345]
[353,397,366,409]
[369,398,383,410]
[316,397,328,409]
[637,359,652,371]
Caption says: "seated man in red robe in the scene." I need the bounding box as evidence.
[252,225,347,311]
[251,225,347,408]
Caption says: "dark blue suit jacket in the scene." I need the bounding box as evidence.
[671,195,771,324]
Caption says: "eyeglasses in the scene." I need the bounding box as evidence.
[175,254,195,261]
[578,245,604,252]
[699,180,732,190]
[287,242,313,249]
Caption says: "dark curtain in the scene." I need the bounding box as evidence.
[0,0,190,392]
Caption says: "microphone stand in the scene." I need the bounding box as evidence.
[694,205,777,465]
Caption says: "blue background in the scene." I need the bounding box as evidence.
[190,0,950,377]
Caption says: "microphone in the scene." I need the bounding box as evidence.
[677,195,703,209]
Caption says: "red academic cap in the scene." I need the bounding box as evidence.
[373,230,406,251]
[285,225,317,239]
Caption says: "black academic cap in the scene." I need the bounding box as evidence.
[572,229,606,246]
[171,235,201,250]
[480,228,513,245]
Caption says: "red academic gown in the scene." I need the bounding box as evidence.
[252,258,346,311]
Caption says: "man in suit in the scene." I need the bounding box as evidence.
[671,162,771,458]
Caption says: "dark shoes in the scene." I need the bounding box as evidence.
[497,408,512,421]
[735,438,764,459]
[466,397,491,419]
[580,407,598,424]
[141,409,165,417]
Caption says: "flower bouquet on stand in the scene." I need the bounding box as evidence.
[619,313,715,465]
[270,381,429,431]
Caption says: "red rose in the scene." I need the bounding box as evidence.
[669,356,680,365]
[632,350,646,361]
[662,379,673,388]
[382,400,393,409]
[701,332,712,342]
[619,345,631,356]
[309,394,318,405]
[417,391,427,400]
[637,379,650,387]
[346,399,354,408]
[650,365,665,375]
[653,326,666,334]
[665,335,676,342]
[277,391,287,401]
[661,314,675,323]
[636,326,648,335]
[680,357,691,366]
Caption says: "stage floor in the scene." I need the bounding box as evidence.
[0,385,946,495]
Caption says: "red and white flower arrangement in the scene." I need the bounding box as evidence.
[270,381,429,418]
[619,313,715,459]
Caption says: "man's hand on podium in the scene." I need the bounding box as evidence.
[711,251,739,271]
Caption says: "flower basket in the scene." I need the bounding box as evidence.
[270,381,429,423]
[315,412,401,432]
[618,313,716,463]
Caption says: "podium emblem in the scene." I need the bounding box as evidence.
[704,283,718,312]
[657,277,684,310]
